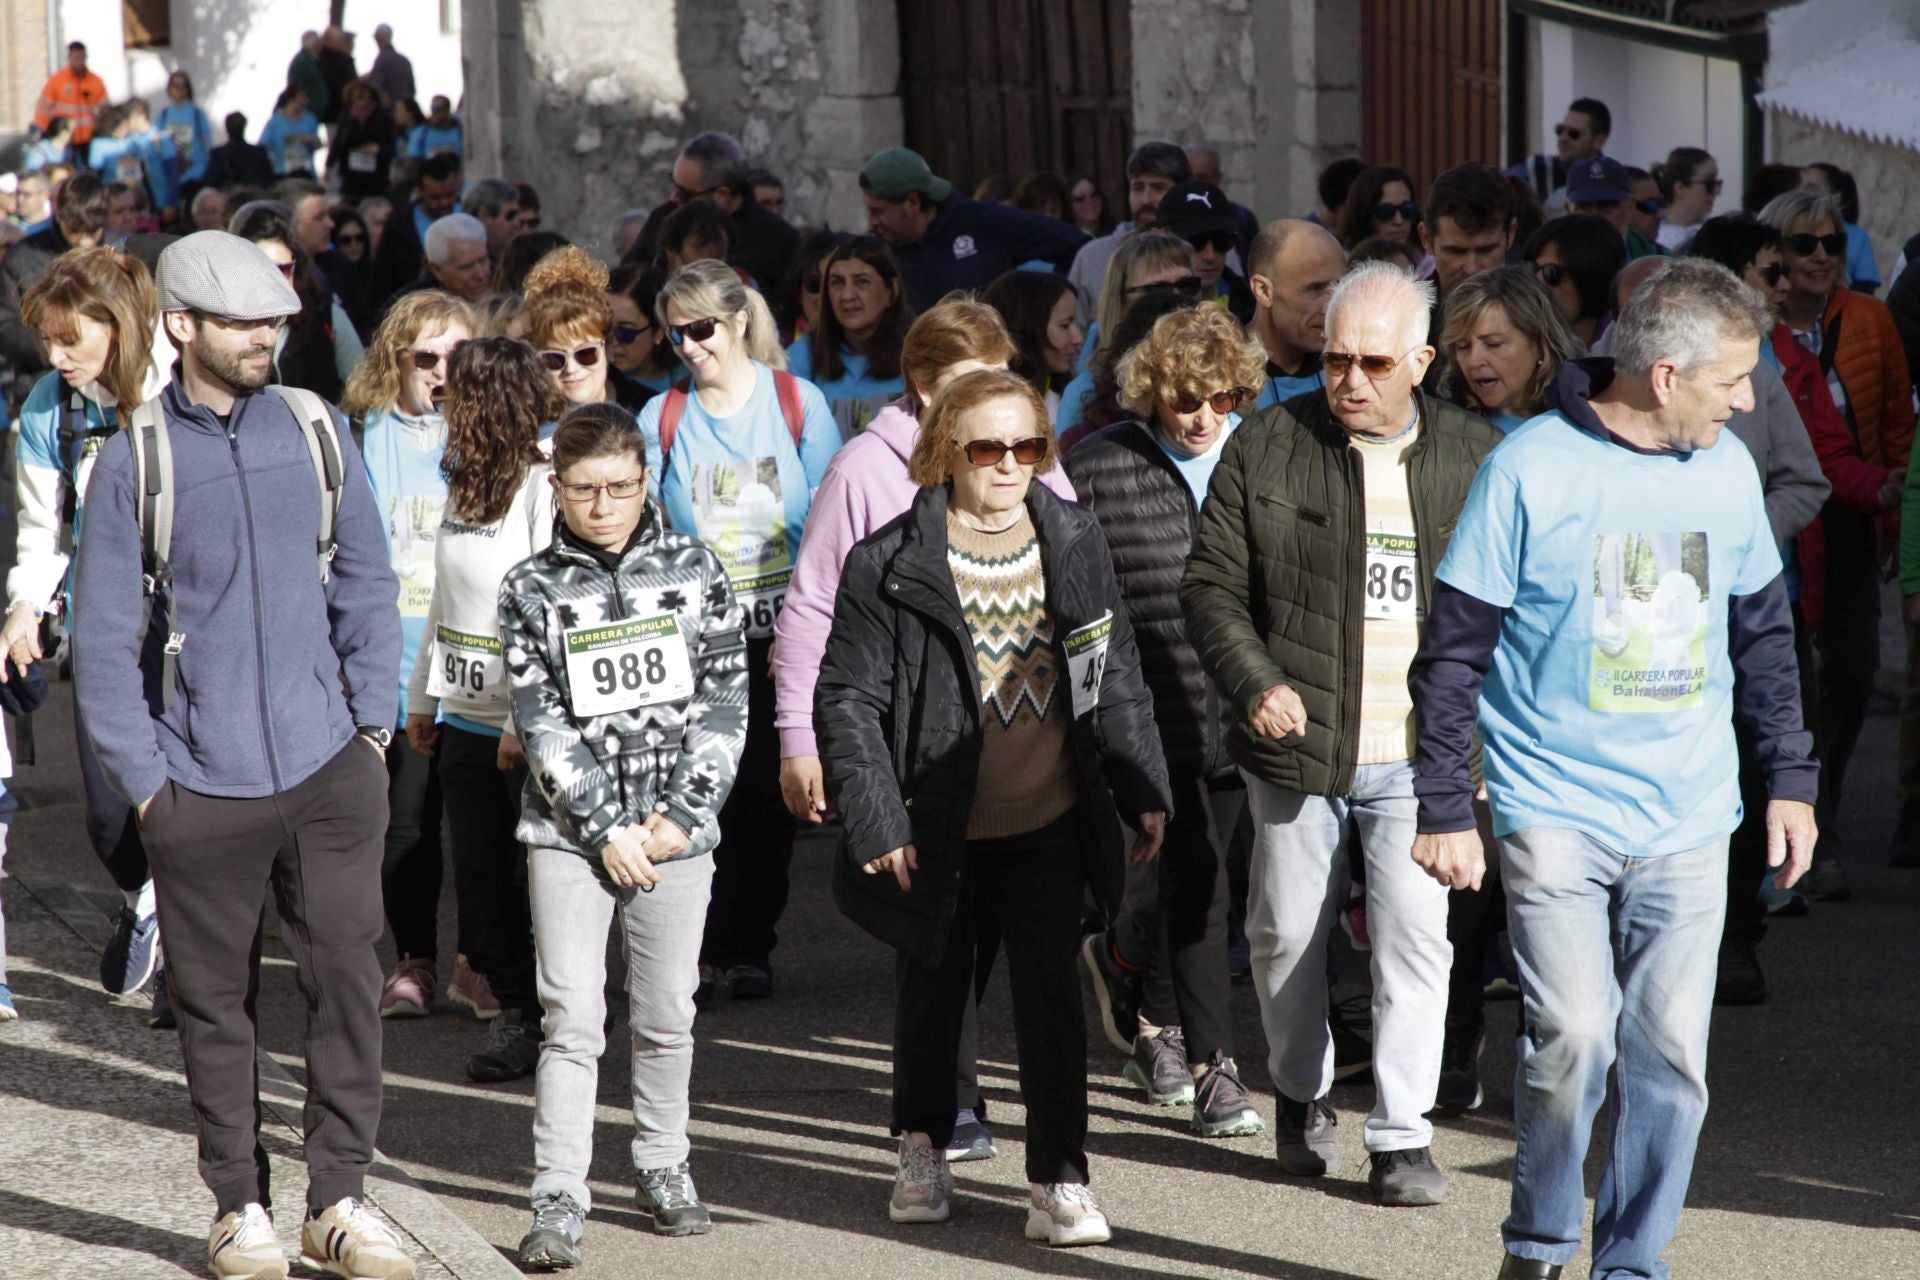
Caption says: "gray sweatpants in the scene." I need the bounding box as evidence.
[528,845,714,1213]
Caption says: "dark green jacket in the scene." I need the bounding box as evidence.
[1179,390,1501,796]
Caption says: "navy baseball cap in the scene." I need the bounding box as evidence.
[1566,155,1632,204]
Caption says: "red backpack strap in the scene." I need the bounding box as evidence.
[773,369,804,451]
[659,387,688,473]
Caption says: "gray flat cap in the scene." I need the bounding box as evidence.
[155,230,302,321]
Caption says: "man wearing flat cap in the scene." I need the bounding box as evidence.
[71,231,411,1280]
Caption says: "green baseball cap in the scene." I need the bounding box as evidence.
[860,148,953,203]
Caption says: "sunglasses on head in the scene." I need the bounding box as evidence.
[1755,263,1786,287]
[1124,274,1203,298]
[1375,200,1421,224]
[667,316,723,346]
[410,344,466,372]
[539,344,603,372]
[610,323,650,345]
[1533,262,1568,288]
[1170,387,1252,416]
[957,436,1050,467]
[1634,196,1665,215]
[1322,350,1411,380]
[1785,232,1846,258]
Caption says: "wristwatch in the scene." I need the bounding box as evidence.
[357,725,394,749]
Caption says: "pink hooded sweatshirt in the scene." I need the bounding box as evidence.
[773,399,1078,757]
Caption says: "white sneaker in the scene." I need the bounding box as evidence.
[300,1197,416,1279]
[1024,1182,1111,1246]
[888,1136,952,1223]
[208,1203,287,1280]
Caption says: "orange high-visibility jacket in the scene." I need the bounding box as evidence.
[33,67,110,144]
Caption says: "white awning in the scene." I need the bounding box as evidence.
[1757,25,1920,153]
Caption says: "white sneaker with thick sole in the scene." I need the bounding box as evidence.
[208,1203,287,1280]
[1025,1182,1111,1246]
[300,1197,416,1279]
[888,1136,952,1223]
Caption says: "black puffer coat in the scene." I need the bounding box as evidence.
[816,481,1173,967]
[1064,420,1230,781]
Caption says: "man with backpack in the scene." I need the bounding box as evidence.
[71,231,413,1280]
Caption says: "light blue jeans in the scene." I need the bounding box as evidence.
[1499,827,1727,1280]
[1243,760,1451,1151]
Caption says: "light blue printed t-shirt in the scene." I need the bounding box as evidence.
[784,338,905,405]
[1437,413,1780,855]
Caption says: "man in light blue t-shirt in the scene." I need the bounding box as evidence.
[1406,259,1818,1280]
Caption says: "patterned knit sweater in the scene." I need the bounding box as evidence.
[947,509,1079,839]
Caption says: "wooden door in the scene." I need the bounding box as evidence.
[1361,0,1503,190]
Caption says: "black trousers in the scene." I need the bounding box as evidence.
[701,638,795,971]
[1443,798,1502,1026]
[1726,605,1818,947]
[141,739,388,1216]
[75,694,149,893]
[438,724,540,1018]
[381,730,446,961]
[1813,507,1880,846]
[894,814,1089,1185]
[1132,776,1236,1063]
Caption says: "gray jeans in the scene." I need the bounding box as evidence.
[528,846,714,1212]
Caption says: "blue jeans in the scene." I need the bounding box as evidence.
[1500,828,1727,1280]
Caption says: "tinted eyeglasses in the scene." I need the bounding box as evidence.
[335,231,366,246]
[1755,263,1786,287]
[1681,176,1725,194]
[410,345,465,372]
[274,261,296,280]
[1633,196,1665,215]
[1185,231,1234,256]
[1533,262,1569,288]
[1785,232,1846,258]
[539,344,603,372]
[1124,275,1203,298]
[672,179,724,202]
[610,323,651,345]
[957,436,1050,467]
[557,477,645,504]
[1375,200,1420,224]
[667,317,722,346]
[1170,387,1252,416]
[1322,350,1413,381]
[1553,123,1585,140]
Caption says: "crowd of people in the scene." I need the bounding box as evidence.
[2,45,1917,1280]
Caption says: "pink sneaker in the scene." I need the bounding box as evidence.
[449,955,501,1019]
[379,956,436,1019]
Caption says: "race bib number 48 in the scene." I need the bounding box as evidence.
[426,625,506,707]
[564,614,694,718]
[1064,613,1113,719]
[1363,532,1419,622]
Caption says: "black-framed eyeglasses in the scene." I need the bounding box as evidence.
[610,323,651,345]
[1680,177,1725,194]
[672,179,725,202]
[556,477,645,504]
[539,344,603,372]
[410,344,465,372]
[335,231,366,245]
[1755,263,1786,287]
[1554,124,1586,140]
[1322,349,1417,381]
[1170,387,1251,416]
[1633,196,1665,215]
[1784,232,1846,258]
[1375,200,1420,224]
[1124,275,1203,298]
[957,436,1050,467]
[1534,262,1569,288]
[668,316,723,346]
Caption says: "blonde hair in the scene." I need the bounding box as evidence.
[899,295,1015,406]
[1094,230,1194,368]
[1115,305,1268,416]
[340,290,477,417]
[472,292,526,339]
[523,245,614,349]
[21,246,158,411]
[656,258,785,369]
[906,368,1057,487]
[1437,264,1582,415]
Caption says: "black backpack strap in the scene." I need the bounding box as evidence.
[125,401,182,711]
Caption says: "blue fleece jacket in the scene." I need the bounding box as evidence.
[73,374,401,806]
[890,196,1088,313]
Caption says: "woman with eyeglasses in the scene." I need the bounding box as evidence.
[524,245,655,416]
[341,291,480,1023]
[1799,163,1880,296]
[638,258,839,1005]
[1060,287,1203,454]
[331,203,371,271]
[1061,304,1267,1138]
[1438,264,1582,433]
[785,237,914,407]
[501,404,748,1267]
[777,230,851,344]
[1336,166,1420,251]
[816,368,1169,1245]
[228,203,364,400]
[982,269,1082,423]
[1759,189,1915,887]
[1067,173,1113,238]
[1522,213,1625,347]
[608,263,680,394]
[1654,147,1720,252]
[1057,230,1198,430]
[155,71,212,197]
[406,338,569,1084]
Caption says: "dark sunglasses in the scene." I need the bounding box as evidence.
[1375,200,1420,224]
[274,261,296,280]
[1554,124,1585,140]
[410,344,465,372]
[1533,262,1568,288]
[538,344,603,372]
[1680,176,1724,194]
[335,231,366,245]
[667,316,723,346]
[1170,387,1252,416]
[801,277,823,295]
[1755,263,1786,287]
[610,323,651,345]
[1784,232,1846,258]
[958,436,1050,467]
[1633,197,1665,215]
[1124,274,1203,298]
[1185,231,1234,255]
[1322,350,1411,380]
[672,179,724,202]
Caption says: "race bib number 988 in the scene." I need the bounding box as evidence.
[564,614,694,718]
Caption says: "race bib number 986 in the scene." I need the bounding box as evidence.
[563,614,694,718]
[1363,532,1419,622]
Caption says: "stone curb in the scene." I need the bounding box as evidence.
[19,874,522,1280]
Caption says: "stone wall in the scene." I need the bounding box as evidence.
[1770,113,1920,283]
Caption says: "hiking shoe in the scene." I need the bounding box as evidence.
[1079,931,1144,1055]
[725,963,772,1000]
[0,983,17,1022]
[379,956,436,1019]
[516,1192,585,1270]
[1368,1146,1449,1205]
[1801,859,1850,902]
[102,903,160,995]
[889,1136,952,1224]
[208,1202,286,1280]
[448,955,500,1019]
[1759,878,1809,917]
[300,1197,415,1279]
[148,965,177,1030]
[1329,993,1374,1082]
[1123,1025,1194,1106]
[1432,1017,1485,1114]
[1192,1053,1265,1138]
[636,1162,711,1237]
[466,1009,540,1083]
[1024,1182,1110,1247]
[694,964,721,1009]
[1714,942,1767,1006]
[946,1108,996,1162]
[1274,1093,1340,1177]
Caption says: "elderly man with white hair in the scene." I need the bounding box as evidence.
[422,212,491,302]
[1181,260,1502,1205]
[1408,258,1818,1279]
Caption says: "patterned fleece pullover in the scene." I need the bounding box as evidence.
[499,502,749,861]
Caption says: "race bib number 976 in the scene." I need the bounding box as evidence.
[426,625,506,707]
[563,614,694,718]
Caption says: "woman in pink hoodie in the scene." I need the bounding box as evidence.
[772,297,1076,1161]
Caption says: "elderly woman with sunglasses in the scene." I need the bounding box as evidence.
[817,367,1169,1245]
[524,246,655,418]
[1061,304,1268,1138]
[636,258,840,1005]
